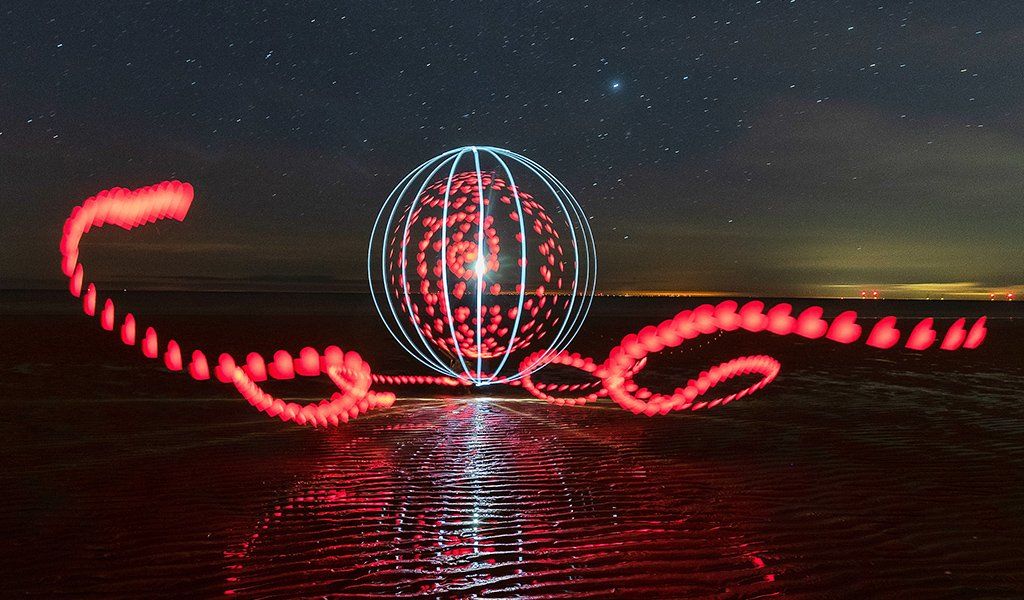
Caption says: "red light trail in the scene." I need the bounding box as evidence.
[59,181,989,426]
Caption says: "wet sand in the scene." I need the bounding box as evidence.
[2,293,1023,597]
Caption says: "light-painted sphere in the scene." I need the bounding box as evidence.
[368,146,597,385]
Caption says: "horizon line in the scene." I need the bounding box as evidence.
[0,286,1017,302]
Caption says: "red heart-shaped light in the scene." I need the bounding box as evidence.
[906,318,936,350]
[826,311,861,344]
[866,316,900,349]
[795,306,828,339]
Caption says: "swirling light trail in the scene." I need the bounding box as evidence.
[58,181,988,427]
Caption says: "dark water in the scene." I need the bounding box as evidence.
[2,291,1023,597]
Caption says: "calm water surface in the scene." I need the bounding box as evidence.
[2,293,1023,597]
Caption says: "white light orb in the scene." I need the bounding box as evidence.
[368,146,597,385]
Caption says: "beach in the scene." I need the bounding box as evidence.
[2,292,1023,597]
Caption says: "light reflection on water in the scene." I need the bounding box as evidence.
[222,399,776,597]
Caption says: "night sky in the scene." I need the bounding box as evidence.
[2,1,1021,297]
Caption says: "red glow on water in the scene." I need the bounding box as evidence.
[58,181,990,426]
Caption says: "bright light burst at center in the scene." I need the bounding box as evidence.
[368,146,598,385]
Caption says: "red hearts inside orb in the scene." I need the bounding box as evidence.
[384,170,569,363]
[369,147,598,385]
